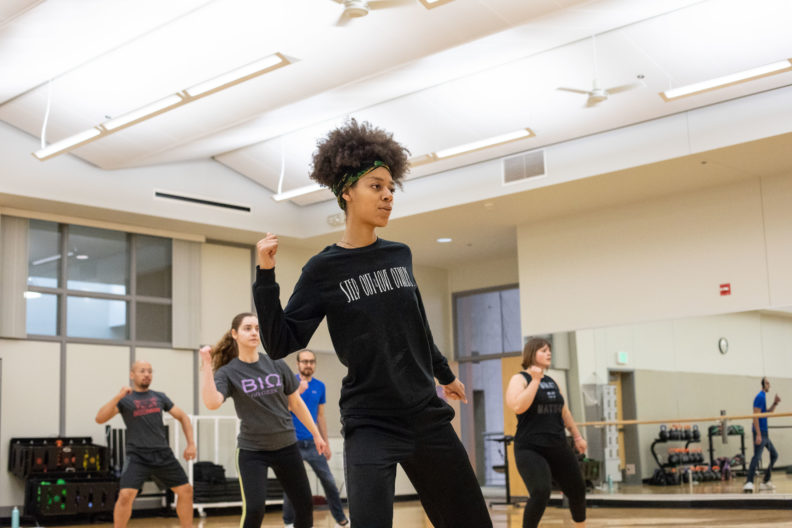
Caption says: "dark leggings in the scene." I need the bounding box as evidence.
[236,444,313,528]
[514,443,586,528]
[343,397,492,528]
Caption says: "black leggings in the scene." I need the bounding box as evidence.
[514,443,586,527]
[343,397,492,528]
[236,444,313,528]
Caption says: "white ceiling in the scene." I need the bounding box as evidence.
[2,0,791,209]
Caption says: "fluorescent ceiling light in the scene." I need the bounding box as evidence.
[34,52,291,161]
[272,183,324,202]
[33,128,102,160]
[186,53,288,97]
[436,237,452,243]
[661,59,792,101]
[434,129,535,159]
[103,94,184,131]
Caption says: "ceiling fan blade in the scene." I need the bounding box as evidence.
[335,12,352,26]
[369,0,414,9]
[557,87,591,96]
[585,96,602,108]
[605,82,644,95]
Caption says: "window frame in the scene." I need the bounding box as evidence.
[452,283,522,363]
[25,222,173,347]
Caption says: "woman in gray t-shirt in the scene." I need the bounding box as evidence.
[200,312,329,528]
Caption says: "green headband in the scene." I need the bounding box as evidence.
[331,160,390,210]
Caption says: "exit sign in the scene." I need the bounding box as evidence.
[720,283,731,296]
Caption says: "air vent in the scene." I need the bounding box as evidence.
[154,191,251,212]
[502,149,545,185]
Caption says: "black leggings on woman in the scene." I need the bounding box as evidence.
[514,442,586,527]
[236,444,313,528]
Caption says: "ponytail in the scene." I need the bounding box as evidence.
[210,312,255,371]
[212,330,238,371]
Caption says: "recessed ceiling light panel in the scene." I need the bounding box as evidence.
[185,53,289,97]
[33,128,102,160]
[103,94,184,131]
[660,59,792,101]
[434,129,535,159]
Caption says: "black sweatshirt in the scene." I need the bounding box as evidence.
[253,238,455,417]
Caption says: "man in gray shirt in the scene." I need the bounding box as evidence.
[96,360,196,528]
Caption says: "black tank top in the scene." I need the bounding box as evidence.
[514,372,566,448]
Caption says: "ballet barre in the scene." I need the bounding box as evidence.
[577,411,792,428]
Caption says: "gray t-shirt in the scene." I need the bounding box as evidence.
[117,390,174,456]
[214,353,300,451]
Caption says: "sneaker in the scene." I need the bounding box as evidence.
[759,481,776,491]
[742,481,754,493]
[335,522,350,528]
[284,524,294,528]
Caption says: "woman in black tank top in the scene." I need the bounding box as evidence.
[505,337,588,528]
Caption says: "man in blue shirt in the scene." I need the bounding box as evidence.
[284,350,349,528]
[743,377,781,492]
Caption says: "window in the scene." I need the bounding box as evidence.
[454,286,521,361]
[26,220,173,344]
[453,285,522,487]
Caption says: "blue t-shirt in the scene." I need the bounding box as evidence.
[753,390,768,432]
[291,376,326,441]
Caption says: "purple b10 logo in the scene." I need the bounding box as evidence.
[241,374,282,394]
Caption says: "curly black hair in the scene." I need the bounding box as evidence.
[309,119,411,189]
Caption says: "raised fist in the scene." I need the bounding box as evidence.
[256,233,279,269]
[199,346,213,368]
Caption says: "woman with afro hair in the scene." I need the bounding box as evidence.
[253,119,492,527]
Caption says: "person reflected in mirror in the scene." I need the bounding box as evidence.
[505,338,587,528]
[743,376,781,492]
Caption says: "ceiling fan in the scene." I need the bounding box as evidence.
[557,35,645,107]
[334,0,414,26]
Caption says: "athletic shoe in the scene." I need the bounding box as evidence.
[759,481,776,491]
[335,522,350,528]
[284,524,294,528]
[742,481,754,492]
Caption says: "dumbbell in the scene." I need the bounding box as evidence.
[659,424,668,441]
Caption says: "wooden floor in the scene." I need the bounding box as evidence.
[44,472,792,528]
[61,501,792,528]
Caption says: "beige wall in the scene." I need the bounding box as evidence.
[448,256,519,294]
[414,264,451,357]
[516,175,792,336]
[0,340,61,507]
[762,172,792,307]
[199,243,254,347]
[65,343,128,440]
